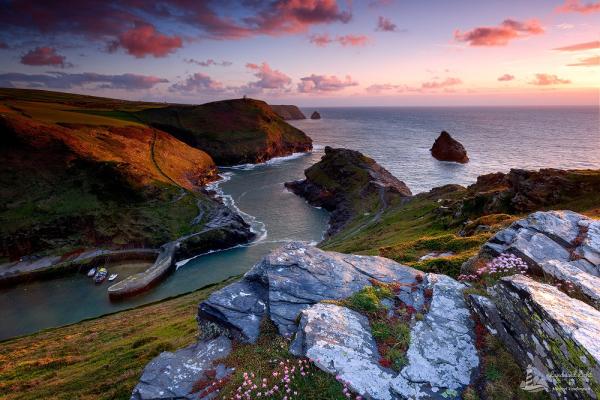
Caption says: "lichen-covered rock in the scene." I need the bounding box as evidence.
[391,274,479,399]
[469,275,600,399]
[290,303,396,400]
[131,336,232,400]
[290,274,479,400]
[476,210,600,308]
[198,242,422,342]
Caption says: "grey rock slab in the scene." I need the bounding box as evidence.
[391,274,479,399]
[579,219,600,268]
[131,336,232,400]
[198,280,267,343]
[540,259,600,309]
[290,303,396,400]
[198,242,422,342]
[517,210,585,247]
[474,275,600,399]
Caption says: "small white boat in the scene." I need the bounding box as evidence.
[87,268,97,277]
[108,273,118,282]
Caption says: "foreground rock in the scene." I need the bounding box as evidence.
[285,147,412,236]
[131,336,232,400]
[469,275,600,399]
[476,210,600,307]
[290,274,479,400]
[270,104,306,120]
[197,242,422,342]
[391,275,478,399]
[291,303,396,399]
[310,111,321,119]
[430,131,469,163]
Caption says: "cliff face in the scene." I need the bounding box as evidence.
[285,146,412,236]
[138,98,313,165]
[270,104,306,120]
[0,90,255,260]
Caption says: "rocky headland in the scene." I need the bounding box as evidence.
[430,131,469,163]
[137,98,313,165]
[285,146,412,236]
[270,104,306,120]
[0,89,315,294]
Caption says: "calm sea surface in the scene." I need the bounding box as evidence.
[1,106,597,339]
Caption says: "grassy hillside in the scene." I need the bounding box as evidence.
[137,98,312,165]
[0,89,220,260]
[0,278,236,400]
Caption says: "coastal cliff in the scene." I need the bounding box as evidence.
[0,89,265,279]
[270,104,306,120]
[285,146,412,236]
[137,98,313,165]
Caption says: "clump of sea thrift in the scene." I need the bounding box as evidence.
[459,253,528,282]
[229,358,362,399]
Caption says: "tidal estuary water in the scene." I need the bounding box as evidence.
[1,106,598,340]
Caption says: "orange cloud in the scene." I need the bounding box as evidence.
[310,33,369,47]
[554,40,600,51]
[556,0,600,14]
[568,56,600,66]
[455,19,544,46]
[421,77,462,90]
[498,74,515,81]
[530,73,571,85]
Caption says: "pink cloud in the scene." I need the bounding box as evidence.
[530,73,571,85]
[298,74,358,92]
[310,33,369,46]
[0,1,352,57]
[169,73,225,93]
[554,40,600,51]
[498,74,515,81]
[0,72,167,89]
[376,16,397,32]
[568,56,600,66]
[556,0,600,13]
[245,63,292,90]
[109,23,182,58]
[454,19,544,46]
[21,47,71,68]
[366,83,400,93]
[184,58,232,67]
[421,77,462,90]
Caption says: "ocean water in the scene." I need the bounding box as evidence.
[293,106,600,193]
[0,106,597,339]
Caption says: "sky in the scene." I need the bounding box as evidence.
[0,0,598,106]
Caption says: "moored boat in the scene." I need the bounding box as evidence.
[94,268,108,284]
[108,273,118,282]
[87,268,97,277]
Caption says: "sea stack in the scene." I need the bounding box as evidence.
[310,111,321,120]
[430,131,469,163]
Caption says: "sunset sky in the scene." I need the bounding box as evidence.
[0,0,598,106]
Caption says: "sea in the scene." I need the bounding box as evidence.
[0,106,598,340]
